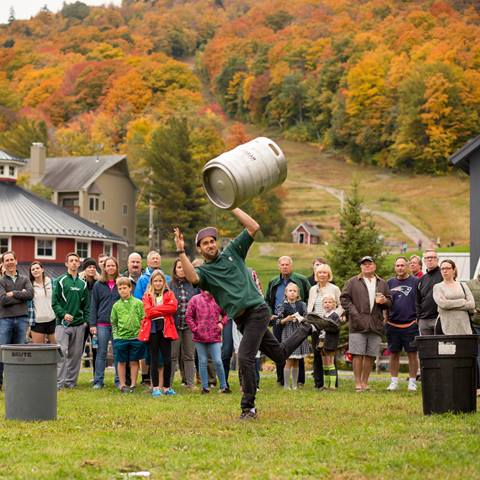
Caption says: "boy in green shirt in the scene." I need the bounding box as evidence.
[111,277,145,393]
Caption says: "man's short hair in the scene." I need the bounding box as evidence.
[1,250,16,261]
[278,256,292,264]
[409,254,422,267]
[423,249,437,256]
[147,250,160,260]
[116,277,132,288]
[128,252,142,261]
[395,256,408,263]
[65,252,79,262]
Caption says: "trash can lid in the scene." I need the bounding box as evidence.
[0,344,61,351]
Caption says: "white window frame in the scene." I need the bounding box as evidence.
[75,240,91,260]
[8,166,15,177]
[89,196,100,212]
[0,236,11,254]
[35,237,56,259]
[103,243,112,257]
[0,165,4,175]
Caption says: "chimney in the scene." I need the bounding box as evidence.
[30,142,46,183]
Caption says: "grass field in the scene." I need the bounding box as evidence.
[1,370,478,479]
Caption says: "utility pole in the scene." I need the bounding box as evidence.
[148,196,154,250]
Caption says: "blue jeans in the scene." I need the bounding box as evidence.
[0,316,28,384]
[94,325,113,386]
[195,342,227,390]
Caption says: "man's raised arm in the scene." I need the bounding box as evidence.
[173,227,200,285]
[231,208,260,238]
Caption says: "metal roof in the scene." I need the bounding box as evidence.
[449,135,480,174]
[41,155,135,191]
[0,149,27,165]
[0,182,127,244]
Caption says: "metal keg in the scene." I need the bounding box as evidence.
[202,137,287,209]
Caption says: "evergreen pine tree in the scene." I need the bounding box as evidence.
[327,182,387,288]
[145,117,210,252]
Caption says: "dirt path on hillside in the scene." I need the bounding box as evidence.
[306,183,431,246]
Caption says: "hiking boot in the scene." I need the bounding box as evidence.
[239,408,257,420]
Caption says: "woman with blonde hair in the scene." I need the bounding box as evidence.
[141,270,178,397]
[307,263,343,389]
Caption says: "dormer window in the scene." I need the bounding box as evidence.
[9,166,15,176]
[0,166,3,175]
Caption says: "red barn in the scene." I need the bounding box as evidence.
[291,222,321,245]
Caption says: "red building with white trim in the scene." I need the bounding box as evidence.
[0,150,127,276]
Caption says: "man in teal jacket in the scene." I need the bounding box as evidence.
[53,252,90,389]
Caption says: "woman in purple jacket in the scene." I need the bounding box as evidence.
[185,290,230,394]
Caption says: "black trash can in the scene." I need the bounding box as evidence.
[416,335,478,415]
[0,344,62,421]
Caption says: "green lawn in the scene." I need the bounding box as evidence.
[1,370,478,479]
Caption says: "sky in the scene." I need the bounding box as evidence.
[0,0,122,25]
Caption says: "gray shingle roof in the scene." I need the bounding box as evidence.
[449,135,480,175]
[0,181,127,244]
[41,155,132,191]
[292,222,321,236]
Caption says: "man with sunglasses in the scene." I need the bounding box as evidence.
[416,249,443,335]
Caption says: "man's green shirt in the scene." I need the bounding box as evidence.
[195,229,264,319]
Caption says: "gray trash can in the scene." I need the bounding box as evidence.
[1,344,62,421]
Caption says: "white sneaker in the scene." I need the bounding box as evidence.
[387,381,399,391]
[408,382,417,392]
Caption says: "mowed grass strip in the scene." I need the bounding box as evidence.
[0,372,479,479]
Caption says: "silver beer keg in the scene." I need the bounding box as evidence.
[202,137,287,209]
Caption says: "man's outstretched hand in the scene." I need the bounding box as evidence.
[173,227,185,251]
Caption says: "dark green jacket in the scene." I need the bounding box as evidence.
[52,273,90,326]
[265,272,310,314]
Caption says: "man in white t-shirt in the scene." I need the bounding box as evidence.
[340,256,391,392]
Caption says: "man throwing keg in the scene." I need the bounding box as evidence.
[174,208,320,419]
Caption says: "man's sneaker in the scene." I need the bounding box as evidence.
[201,388,210,394]
[219,387,232,394]
[387,381,399,391]
[164,388,176,396]
[120,386,129,394]
[239,408,257,420]
[151,389,163,397]
[129,385,136,393]
[408,382,417,392]
[92,383,103,390]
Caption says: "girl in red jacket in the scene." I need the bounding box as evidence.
[141,270,178,397]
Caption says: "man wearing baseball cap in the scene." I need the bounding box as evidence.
[174,208,322,419]
[340,256,391,392]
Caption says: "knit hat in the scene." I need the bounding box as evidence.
[81,257,98,270]
[195,227,217,246]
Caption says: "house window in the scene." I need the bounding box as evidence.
[62,197,79,214]
[103,243,112,256]
[122,204,128,215]
[102,201,105,210]
[0,237,10,254]
[122,227,128,238]
[89,196,99,211]
[0,166,4,175]
[9,166,15,176]
[76,241,90,259]
[35,238,55,259]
